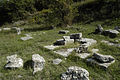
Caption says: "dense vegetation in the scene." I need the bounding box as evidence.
[0,0,120,80]
[0,0,120,27]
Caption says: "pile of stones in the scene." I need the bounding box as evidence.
[94,25,119,38]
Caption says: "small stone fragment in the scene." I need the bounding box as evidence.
[94,24,103,34]
[21,36,33,41]
[5,54,23,69]
[54,39,65,45]
[76,53,90,59]
[32,54,45,74]
[59,30,69,34]
[44,45,59,50]
[61,66,89,80]
[53,58,62,65]
[114,26,120,32]
[70,33,82,39]
[91,49,99,53]
[3,28,11,31]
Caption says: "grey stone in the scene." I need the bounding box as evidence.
[63,36,74,45]
[114,26,120,32]
[70,33,82,39]
[54,39,65,45]
[53,58,62,65]
[75,38,97,54]
[87,53,115,68]
[21,36,33,41]
[76,53,90,59]
[103,29,119,38]
[101,40,120,47]
[32,54,45,74]
[54,48,74,57]
[75,45,88,53]
[5,54,23,69]
[78,38,97,47]
[61,66,89,80]
[91,49,99,53]
[93,53,115,63]
[59,30,69,34]
[95,24,103,34]
[44,45,59,50]
[3,28,11,31]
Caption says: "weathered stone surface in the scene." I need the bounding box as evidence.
[21,36,33,41]
[53,58,62,65]
[93,53,115,63]
[32,54,45,74]
[94,24,103,34]
[61,66,89,80]
[63,36,74,45]
[44,45,59,50]
[103,29,119,38]
[5,54,23,69]
[114,26,120,32]
[75,45,88,53]
[70,33,82,39]
[91,49,99,53]
[3,28,11,31]
[101,40,120,47]
[54,39,65,45]
[75,38,97,54]
[59,30,69,34]
[54,48,74,57]
[87,53,115,68]
[63,36,71,40]
[79,38,97,46]
[76,53,90,59]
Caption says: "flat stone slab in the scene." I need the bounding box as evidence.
[91,49,99,53]
[54,48,74,57]
[5,54,23,69]
[44,45,60,50]
[59,30,69,34]
[76,53,91,59]
[3,28,11,31]
[53,58,62,65]
[101,40,120,47]
[87,58,115,68]
[20,36,33,41]
[87,53,115,68]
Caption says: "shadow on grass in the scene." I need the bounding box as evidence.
[24,26,54,32]
[24,60,33,70]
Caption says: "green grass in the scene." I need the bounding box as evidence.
[0,21,120,80]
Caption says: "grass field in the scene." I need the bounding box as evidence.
[0,21,120,80]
